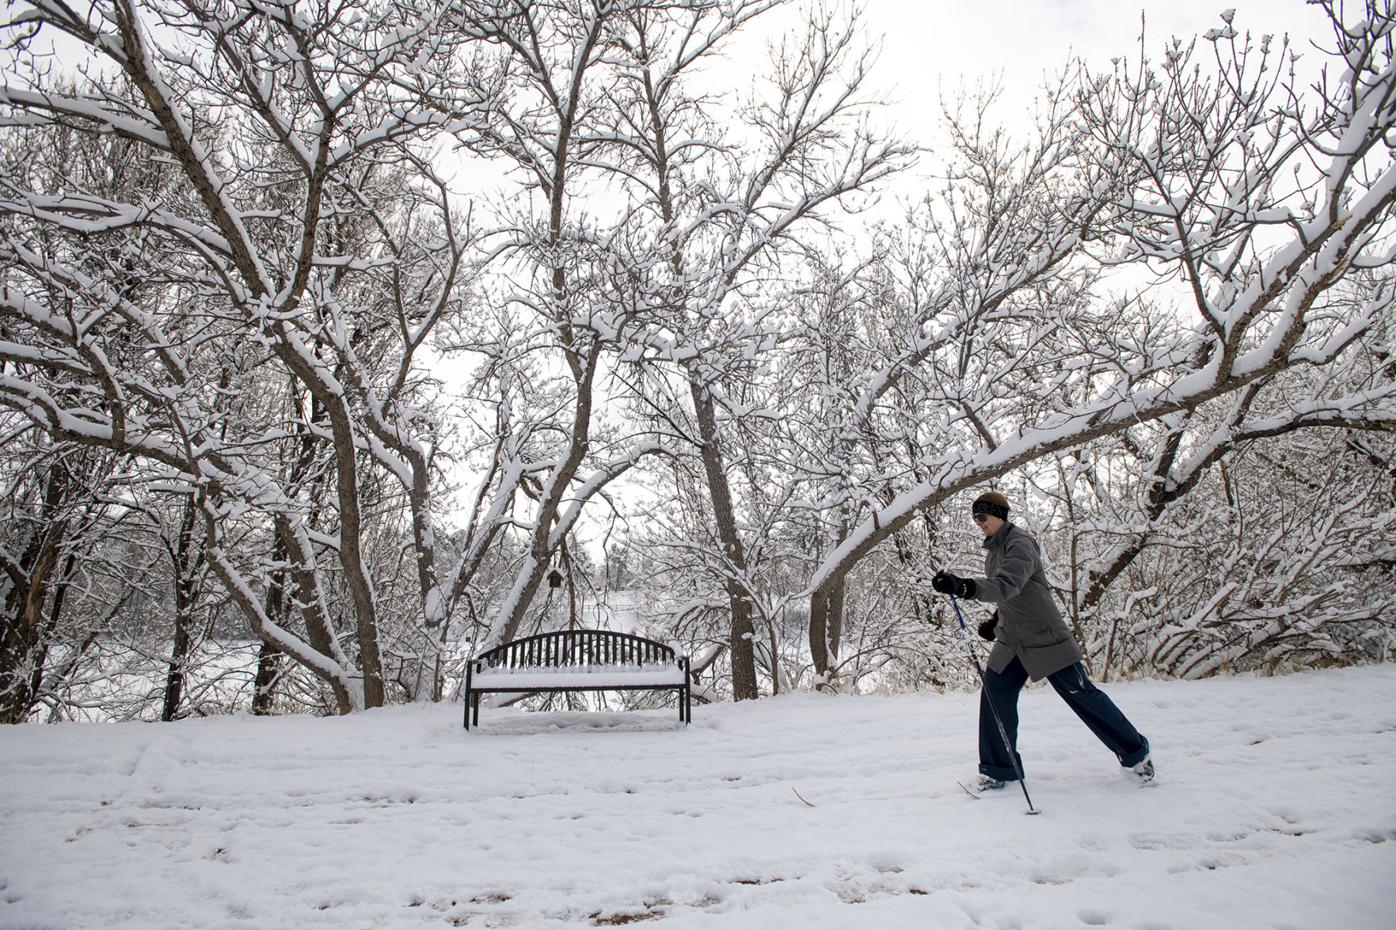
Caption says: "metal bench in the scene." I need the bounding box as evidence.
[463,629,691,730]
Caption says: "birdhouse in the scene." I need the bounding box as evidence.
[548,568,564,589]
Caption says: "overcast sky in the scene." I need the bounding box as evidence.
[862,0,1334,90]
[694,0,1340,220]
[862,1,1334,118]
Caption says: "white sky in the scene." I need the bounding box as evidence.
[707,0,1340,217]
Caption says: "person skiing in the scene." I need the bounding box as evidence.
[931,490,1154,791]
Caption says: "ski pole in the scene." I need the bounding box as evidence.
[949,593,1040,815]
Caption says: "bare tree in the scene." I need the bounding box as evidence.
[0,0,504,710]
[790,6,1396,684]
[590,2,913,697]
[447,1,829,653]
[0,428,126,722]
[1030,291,1396,678]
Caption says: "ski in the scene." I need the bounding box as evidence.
[956,780,982,800]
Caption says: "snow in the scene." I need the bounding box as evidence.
[471,665,687,689]
[2,666,1395,929]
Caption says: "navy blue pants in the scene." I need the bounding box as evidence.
[979,656,1149,781]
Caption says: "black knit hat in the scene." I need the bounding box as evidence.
[972,491,1010,521]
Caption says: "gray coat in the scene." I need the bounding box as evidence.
[973,523,1082,680]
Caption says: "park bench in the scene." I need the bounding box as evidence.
[463,629,691,730]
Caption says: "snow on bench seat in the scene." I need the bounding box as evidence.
[468,664,687,690]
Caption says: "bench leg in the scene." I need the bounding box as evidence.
[464,665,473,730]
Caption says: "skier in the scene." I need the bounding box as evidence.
[931,490,1154,792]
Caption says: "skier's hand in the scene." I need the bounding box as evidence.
[931,570,957,594]
[978,615,997,641]
[932,570,977,599]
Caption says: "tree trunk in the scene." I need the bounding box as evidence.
[0,467,69,724]
[809,576,849,689]
[326,408,385,708]
[252,529,291,716]
[160,610,192,722]
[494,345,601,645]
[251,642,282,715]
[808,525,849,691]
[808,584,832,688]
[689,380,759,700]
[161,498,203,722]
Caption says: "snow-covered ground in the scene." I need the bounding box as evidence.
[3,665,1394,930]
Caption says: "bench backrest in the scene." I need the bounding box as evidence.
[477,630,677,670]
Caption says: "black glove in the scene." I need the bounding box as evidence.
[932,570,977,599]
[978,611,998,642]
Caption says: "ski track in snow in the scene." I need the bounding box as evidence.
[2,666,1394,929]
